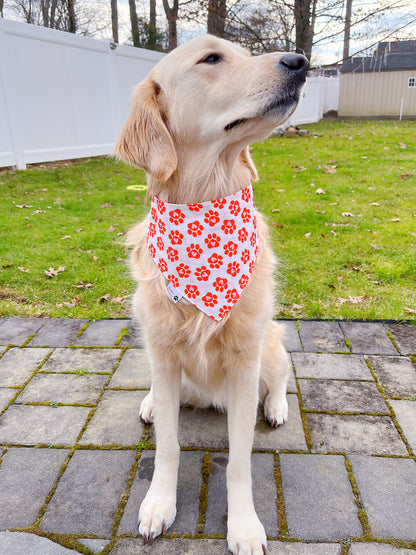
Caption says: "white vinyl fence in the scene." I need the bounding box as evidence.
[0,19,164,169]
[0,20,340,169]
[288,75,340,126]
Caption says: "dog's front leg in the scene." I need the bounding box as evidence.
[226,360,267,555]
[138,354,181,544]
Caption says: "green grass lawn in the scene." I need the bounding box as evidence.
[0,120,415,321]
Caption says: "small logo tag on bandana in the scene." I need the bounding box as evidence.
[147,185,259,321]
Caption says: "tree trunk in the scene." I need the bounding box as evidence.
[207,0,227,37]
[162,0,178,51]
[41,0,50,27]
[50,0,58,28]
[294,0,312,58]
[343,0,353,60]
[111,0,119,43]
[148,0,157,49]
[128,0,141,46]
[67,0,76,33]
[0,0,3,18]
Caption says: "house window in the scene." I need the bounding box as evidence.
[409,78,416,87]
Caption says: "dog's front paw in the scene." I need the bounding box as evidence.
[227,512,267,555]
[263,393,288,427]
[138,491,176,544]
[139,391,154,424]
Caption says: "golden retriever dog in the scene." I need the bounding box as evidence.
[114,34,308,555]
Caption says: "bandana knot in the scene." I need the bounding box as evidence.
[147,184,259,321]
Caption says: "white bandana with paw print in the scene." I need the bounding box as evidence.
[147,184,259,321]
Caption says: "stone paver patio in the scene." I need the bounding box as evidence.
[0,317,415,554]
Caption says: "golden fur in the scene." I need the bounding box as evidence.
[114,34,307,555]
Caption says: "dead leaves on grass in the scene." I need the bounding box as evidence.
[44,266,66,278]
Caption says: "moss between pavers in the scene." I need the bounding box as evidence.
[112,451,142,537]
[273,453,288,538]
[115,327,129,346]
[0,348,54,418]
[365,357,416,461]
[196,452,211,534]
[344,456,371,539]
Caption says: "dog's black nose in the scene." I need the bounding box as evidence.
[279,54,309,80]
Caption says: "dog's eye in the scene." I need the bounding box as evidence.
[199,53,222,65]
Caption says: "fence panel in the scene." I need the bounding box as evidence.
[289,75,340,126]
[0,20,164,169]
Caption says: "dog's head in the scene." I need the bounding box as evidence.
[114,35,308,182]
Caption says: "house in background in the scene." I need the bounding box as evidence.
[338,39,416,119]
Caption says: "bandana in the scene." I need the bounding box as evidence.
[147,185,259,321]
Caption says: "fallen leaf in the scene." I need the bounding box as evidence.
[107,225,116,232]
[75,282,94,289]
[341,212,355,217]
[369,202,380,206]
[112,295,130,303]
[370,244,381,250]
[44,266,66,278]
[401,173,413,180]
[93,255,98,261]
[323,165,337,174]
[398,142,407,148]
[63,296,80,307]
[331,230,338,236]
[99,293,111,303]
[75,228,82,233]
[271,209,280,213]
[292,304,304,310]
[15,203,33,208]
[1,258,13,268]
[389,218,401,222]
[272,222,284,228]
[315,188,326,195]
[349,265,361,272]
[337,295,368,305]
[304,232,312,238]
[404,307,415,314]
[18,266,30,273]
[277,189,286,193]
[60,235,72,240]
[101,202,114,207]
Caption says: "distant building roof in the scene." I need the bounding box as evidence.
[377,40,416,54]
[341,40,416,73]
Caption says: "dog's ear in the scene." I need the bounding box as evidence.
[114,80,177,181]
[239,146,258,181]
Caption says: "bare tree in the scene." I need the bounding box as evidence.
[207,0,226,37]
[343,0,352,59]
[111,0,118,42]
[162,0,178,50]
[67,0,76,32]
[294,0,313,57]
[0,0,4,17]
[148,0,157,49]
[128,0,141,46]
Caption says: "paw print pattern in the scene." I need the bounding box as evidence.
[147,185,259,320]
